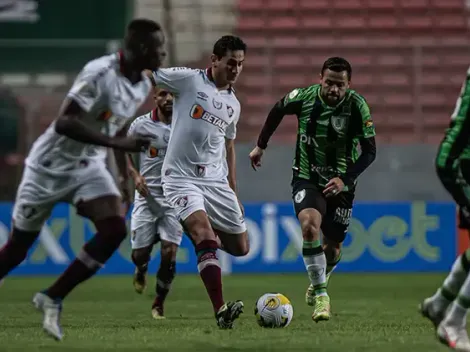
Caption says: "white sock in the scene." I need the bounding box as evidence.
[303,253,327,296]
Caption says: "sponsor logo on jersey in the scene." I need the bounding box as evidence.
[148,146,166,158]
[190,104,229,131]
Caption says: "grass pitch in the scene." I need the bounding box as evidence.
[0,273,453,351]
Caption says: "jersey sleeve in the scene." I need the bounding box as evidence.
[67,62,106,113]
[151,67,199,94]
[353,96,376,139]
[225,107,240,140]
[281,88,305,116]
[126,116,146,137]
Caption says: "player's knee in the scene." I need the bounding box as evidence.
[94,216,127,243]
[131,247,151,267]
[188,223,215,244]
[300,219,320,241]
[160,242,178,262]
[233,234,250,257]
[3,228,39,264]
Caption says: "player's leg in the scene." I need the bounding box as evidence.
[0,168,54,280]
[320,192,354,288]
[150,212,181,319]
[163,182,243,328]
[130,211,159,293]
[292,180,329,322]
[203,184,249,257]
[34,167,126,340]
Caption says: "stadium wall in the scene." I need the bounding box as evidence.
[0,201,461,275]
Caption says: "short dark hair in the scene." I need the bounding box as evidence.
[321,57,352,80]
[127,18,161,36]
[213,35,247,59]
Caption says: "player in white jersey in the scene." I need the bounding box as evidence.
[0,19,166,341]
[126,87,182,319]
[148,35,249,329]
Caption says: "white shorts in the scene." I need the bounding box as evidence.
[162,181,246,234]
[130,198,183,248]
[12,164,120,232]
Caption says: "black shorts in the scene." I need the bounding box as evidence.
[291,178,354,243]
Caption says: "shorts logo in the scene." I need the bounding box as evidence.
[226,105,234,118]
[196,165,206,177]
[334,208,352,226]
[212,98,223,110]
[22,205,37,219]
[175,196,188,208]
[190,104,228,131]
[294,189,306,204]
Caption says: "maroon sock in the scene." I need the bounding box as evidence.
[46,216,127,300]
[195,240,224,312]
[0,229,38,279]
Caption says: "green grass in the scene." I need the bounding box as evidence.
[0,273,454,351]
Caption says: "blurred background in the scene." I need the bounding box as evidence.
[0,0,466,274]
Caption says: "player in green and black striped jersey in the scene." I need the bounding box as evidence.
[249,57,376,322]
[420,68,470,350]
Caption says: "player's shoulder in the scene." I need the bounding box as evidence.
[347,89,368,106]
[79,53,117,81]
[158,66,201,78]
[286,84,319,101]
[128,111,152,130]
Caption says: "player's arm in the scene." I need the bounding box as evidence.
[125,119,149,197]
[145,67,199,94]
[339,100,377,187]
[250,91,303,170]
[55,69,148,152]
[225,138,237,193]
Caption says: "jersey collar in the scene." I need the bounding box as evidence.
[205,67,233,93]
[151,108,159,122]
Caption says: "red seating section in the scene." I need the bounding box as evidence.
[235,0,470,144]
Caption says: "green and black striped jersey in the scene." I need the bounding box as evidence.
[257,84,376,189]
[436,68,470,170]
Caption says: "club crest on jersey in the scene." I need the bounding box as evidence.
[190,104,228,131]
[212,98,223,110]
[226,105,234,118]
[330,115,347,133]
[294,189,306,203]
[163,130,170,143]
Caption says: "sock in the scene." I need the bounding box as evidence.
[195,240,224,313]
[302,240,327,296]
[154,261,176,308]
[431,250,470,312]
[0,229,39,279]
[446,272,470,325]
[46,216,127,300]
[326,250,342,277]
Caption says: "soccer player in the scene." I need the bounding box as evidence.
[249,57,376,322]
[0,19,166,340]
[146,35,249,329]
[126,87,183,319]
[420,68,470,351]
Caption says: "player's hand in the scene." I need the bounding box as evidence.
[112,136,152,152]
[134,174,149,197]
[323,177,345,198]
[249,146,264,171]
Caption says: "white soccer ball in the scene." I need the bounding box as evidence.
[254,293,293,328]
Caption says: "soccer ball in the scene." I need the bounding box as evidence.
[254,293,293,328]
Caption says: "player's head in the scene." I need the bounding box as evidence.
[211,35,247,86]
[320,57,351,106]
[124,19,166,71]
[154,87,173,119]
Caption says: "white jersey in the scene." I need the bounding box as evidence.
[25,53,152,175]
[152,67,241,185]
[127,109,171,201]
